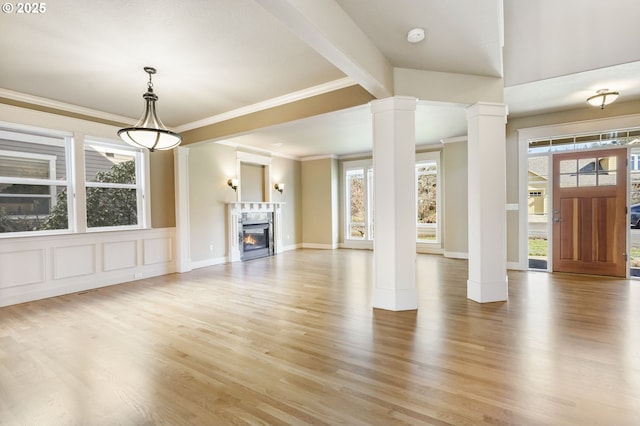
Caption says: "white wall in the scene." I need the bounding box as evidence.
[0,228,175,307]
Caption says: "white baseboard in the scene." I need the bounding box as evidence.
[416,246,444,255]
[190,256,228,270]
[302,243,338,250]
[444,251,469,259]
[340,241,373,250]
[282,243,302,252]
[507,261,526,271]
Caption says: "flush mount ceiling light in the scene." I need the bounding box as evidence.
[118,67,182,152]
[407,28,425,43]
[586,89,619,109]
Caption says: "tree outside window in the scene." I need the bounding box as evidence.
[416,161,438,242]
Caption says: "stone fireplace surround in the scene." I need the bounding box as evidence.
[227,202,283,262]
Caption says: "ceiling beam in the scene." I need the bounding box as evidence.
[394,68,504,105]
[255,0,393,99]
[180,85,375,145]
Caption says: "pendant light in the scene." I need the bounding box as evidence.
[118,67,182,152]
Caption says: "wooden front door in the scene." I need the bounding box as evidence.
[552,148,627,277]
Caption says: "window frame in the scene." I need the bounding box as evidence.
[0,122,150,238]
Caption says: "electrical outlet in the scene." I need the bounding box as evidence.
[134,272,142,279]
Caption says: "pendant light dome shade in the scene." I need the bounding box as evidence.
[118,67,182,152]
[586,89,619,109]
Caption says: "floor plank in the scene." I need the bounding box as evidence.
[1,249,639,425]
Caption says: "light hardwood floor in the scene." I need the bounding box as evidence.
[1,249,639,425]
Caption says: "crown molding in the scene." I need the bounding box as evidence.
[440,135,468,144]
[174,77,356,133]
[215,139,301,161]
[0,88,135,126]
[300,154,338,162]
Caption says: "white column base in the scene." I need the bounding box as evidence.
[372,287,418,311]
[467,277,508,303]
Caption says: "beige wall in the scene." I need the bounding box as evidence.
[442,141,468,255]
[187,142,303,263]
[188,143,238,262]
[301,158,338,246]
[271,156,303,248]
[149,150,176,228]
[240,163,265,202]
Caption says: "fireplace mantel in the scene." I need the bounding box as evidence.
[227,202,284,262]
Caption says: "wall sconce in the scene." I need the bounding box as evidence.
[227,178,238,192]
[274,183,285,194]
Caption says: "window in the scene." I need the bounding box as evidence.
[528,128,640,154]
[0,128,71,234]
[557,156,617,188]
[344,154,441,246]
[84,141,144,229]
[345,165,373,240]
[0,124,147,237]
[416,152,440,243]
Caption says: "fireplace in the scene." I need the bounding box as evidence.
[227,202,283,263]
[239,212,273,261]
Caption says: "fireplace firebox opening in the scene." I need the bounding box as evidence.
[239,212,273,261]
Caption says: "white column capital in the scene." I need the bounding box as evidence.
[466,102,508,120]
[370,96,417,114]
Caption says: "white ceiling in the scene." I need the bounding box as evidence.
[1,0,639,158]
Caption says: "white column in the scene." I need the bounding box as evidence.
[371,97,418,311]
[466,102,508,303]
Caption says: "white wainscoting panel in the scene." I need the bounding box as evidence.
[0,228,176,307]
[104,240,138,271]
[143,237,173,265]
[0,249,45,288]
[53,244,96,279]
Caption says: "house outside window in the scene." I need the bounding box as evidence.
[0,128,71,234]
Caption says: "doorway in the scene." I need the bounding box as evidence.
[551,148,627,277]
